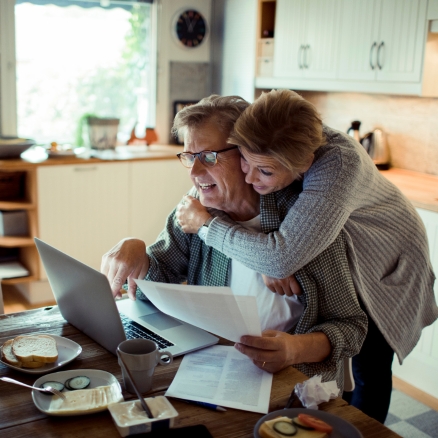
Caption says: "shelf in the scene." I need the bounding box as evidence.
[1,275,38,285]
[0,200,35,210]
[0,236,35,247]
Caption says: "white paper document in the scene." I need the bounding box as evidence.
[165,345,273,413]
[135,279,261,342]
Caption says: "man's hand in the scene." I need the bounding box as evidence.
[262,274,303,296]
[234,330,298,373]
[176,195,211,234]
[101,238,149,300]
[234,330,331,373]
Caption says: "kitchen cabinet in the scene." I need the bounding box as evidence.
[0,166,39,286]
[392,208,438,399]
[253,0,434,95]
[129,160,193,246]
[0,149,192,305]
[338,0,428,83]
[37,160,193,277]
[37,163,131,276]
[273,0,341,80]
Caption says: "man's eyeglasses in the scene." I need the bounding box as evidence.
[177,145,238,168]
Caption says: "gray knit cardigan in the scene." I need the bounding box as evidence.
[205,125,438,363]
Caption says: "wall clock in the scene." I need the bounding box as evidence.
[174,9,207,48]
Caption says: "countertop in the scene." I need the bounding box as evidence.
[0,144,183,169]
[380,168,438,213]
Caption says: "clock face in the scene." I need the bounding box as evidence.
[175,9,207,48]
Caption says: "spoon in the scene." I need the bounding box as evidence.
[117,352,153,418]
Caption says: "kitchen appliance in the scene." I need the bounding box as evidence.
[347,121,390,169]
[347,120,362,143]
[360,128,390,169]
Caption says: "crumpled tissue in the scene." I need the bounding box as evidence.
[294,375,340,410]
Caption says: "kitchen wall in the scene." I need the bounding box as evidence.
[297,91,438,176]
[155,0,212,144]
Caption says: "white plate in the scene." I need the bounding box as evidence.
[0,334,82,374]
[32,369,123,416]
[254,408,363,438]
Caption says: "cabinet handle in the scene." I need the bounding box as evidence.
[304,44,311,69]
[369,42,377,70]
[298,45,304,69]
[74,166,98,172]
[377,41,384,70]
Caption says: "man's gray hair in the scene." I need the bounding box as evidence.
[171,94,250,141]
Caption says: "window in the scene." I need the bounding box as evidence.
[11,0,155,145]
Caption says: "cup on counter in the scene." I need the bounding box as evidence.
[117,339,173,394]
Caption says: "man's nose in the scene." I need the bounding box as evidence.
[189,155,204,176]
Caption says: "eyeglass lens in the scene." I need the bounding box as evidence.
[179,151,217,167]
[177,146,238,168]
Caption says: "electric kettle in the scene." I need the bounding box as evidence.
[360,129,390,169]
[347,121,390,169]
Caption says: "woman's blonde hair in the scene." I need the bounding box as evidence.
[229,89,325,173]
[171,94,250,140]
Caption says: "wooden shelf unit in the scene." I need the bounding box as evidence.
[0,165,38,285]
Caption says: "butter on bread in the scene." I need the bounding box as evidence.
[259,416,328,438]
[48,384,123,414]
[11,334,58,364]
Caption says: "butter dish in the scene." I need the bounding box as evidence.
[108,395,178,437]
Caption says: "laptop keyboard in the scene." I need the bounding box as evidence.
[120,313,174,350]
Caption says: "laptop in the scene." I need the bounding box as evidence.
[34,238,219,356]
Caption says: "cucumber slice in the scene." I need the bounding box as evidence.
[40,381,65,394]
[273,420,297,436]
[292,417,314,430]
[65,376,90,390]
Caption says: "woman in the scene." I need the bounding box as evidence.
[176,89,438,423]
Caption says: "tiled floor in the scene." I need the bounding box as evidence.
[386,389,438,438]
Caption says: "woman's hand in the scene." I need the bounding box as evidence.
[101,238,150,300]
[176,195,212,234]
[234,330,331,373]
[262,274,303,296]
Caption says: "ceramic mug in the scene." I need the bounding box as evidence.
[117,339,173,394]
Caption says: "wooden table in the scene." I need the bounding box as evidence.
[0,307,400,438]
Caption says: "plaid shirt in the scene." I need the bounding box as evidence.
[141,182,367,390]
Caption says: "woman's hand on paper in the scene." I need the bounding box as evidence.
[176,196,211,234]
[262,274,303,296]
[234,331,331,373]
[101,238,150,300]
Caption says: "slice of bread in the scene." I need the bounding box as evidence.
[12,335,58,364]
[1,339,22,367]
[259,416,327,438]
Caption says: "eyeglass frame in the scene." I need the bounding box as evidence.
[176,145,239,168]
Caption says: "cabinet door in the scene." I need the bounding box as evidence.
[129,160,193,246]
[37,163,130,275]
[273,0,307,78]
[304,0,341,79]
[376,0,427,82]
[338,0,381,81]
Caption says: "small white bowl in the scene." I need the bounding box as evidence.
[108,395,178,437]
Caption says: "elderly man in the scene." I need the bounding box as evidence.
[101,95,366,390]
